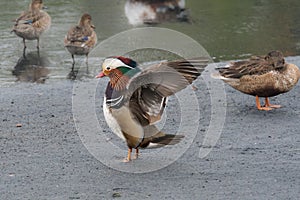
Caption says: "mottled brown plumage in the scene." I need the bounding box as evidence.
[213,51,300,110]
[12,0,51,50]
[64,13,97,64]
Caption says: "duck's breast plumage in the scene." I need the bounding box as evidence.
[103,97,125,141]
[103,82,145,148]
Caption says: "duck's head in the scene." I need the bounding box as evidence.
[31,0,43,10]
[96,56,138,79]
[79,13,93,26]
[265,50,285,68]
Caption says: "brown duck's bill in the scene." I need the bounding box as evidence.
[96,72,105,78]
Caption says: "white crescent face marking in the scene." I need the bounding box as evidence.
[103,58,134,71]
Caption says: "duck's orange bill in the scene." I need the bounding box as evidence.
[96,72,105,78]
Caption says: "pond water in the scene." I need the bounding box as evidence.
[1,0,300,83]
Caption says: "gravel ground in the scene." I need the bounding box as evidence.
[0,59,300,200]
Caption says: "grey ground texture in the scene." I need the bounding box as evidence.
[1,59,300,200]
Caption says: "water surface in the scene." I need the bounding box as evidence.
[1,0,300,83]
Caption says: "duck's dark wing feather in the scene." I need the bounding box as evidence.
[127,58,209,126]
[217,52,286,79]
[15,11,42,25]
[66,25,93,42]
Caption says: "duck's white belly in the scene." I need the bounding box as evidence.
[103,98,125,141]
[103,97,144,142]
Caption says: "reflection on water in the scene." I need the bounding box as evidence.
[67,63,90,81]
[12,51,50,83]
[1,0,300,82]
[125,0,189,26]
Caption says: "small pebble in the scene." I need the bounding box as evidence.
[112,192,121,198]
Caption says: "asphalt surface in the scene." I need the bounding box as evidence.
[1,58,300,199]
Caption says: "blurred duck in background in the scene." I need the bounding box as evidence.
[125,0,189,26]
[12,0,51,53]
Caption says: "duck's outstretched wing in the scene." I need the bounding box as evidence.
[126,58,209,126]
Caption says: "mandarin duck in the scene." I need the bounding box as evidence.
[125,0,189,26]
[96,56,208,162]
[64,13,97,64]
[12,0,51,51]
[212,51,300,111]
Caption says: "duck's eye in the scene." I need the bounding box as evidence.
[106,67,111,70]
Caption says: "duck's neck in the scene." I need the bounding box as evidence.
[109,74,130,91]
[79,20,90,28]
[79,22,93,33]
[30,4,41,13]
[109,67,140,91]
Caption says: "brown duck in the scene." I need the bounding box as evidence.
[213,51,300,111]
[64,13,97,64]
[12,0,51,51]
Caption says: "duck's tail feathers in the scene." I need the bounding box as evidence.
[147,134,184,148]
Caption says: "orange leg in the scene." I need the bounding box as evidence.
[264,97,281,109]
[123,148,132,162]
[256,96,272,111]
[133,148,139,160]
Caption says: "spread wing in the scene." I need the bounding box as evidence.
[126,58,209,126]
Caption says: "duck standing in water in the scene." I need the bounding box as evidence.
[213,51,300,111]
[12,0,51,51]
[96,56,208,162]
[64,13,97,65]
